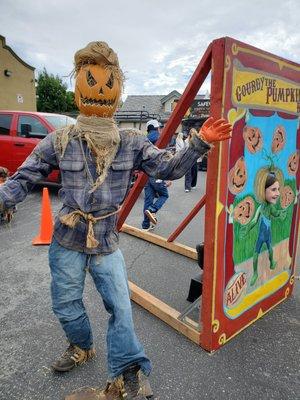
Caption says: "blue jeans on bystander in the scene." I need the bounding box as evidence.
[142,177,169,229]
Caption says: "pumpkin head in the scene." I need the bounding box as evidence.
[243,126,263,154]
[228,157,247,194]
[287,152,299,175]
[280,185,295,208]
[75,64,121,117]
[272,125,286,153]
[73,41,123,118]
[233,196,255,225]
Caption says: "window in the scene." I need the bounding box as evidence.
[43,115,76,129]
[0,114,12,135]
[17,116,48,138]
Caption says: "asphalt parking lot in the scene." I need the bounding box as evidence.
[0,173,299,400]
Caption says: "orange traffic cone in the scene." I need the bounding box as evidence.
[32,187,54,245]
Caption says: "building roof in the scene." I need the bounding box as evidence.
[0,35,35,71]
[119,95,167,120]
[117,92,208,123]
[160,90,181,104]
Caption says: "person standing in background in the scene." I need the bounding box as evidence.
[176,129,198,192]
[142,120,172,230]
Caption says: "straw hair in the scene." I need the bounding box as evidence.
[74,41,124,89]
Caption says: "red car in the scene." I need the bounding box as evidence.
[0,110,76,183]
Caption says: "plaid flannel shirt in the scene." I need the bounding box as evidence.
[0,128,210,254]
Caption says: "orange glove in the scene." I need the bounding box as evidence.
[198,117,232,143]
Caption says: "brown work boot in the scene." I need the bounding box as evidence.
[124,365,153,398]
[52,344,96,372]
[64,365,154,400]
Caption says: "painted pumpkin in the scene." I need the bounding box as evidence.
[228,157,247,194]
[243,126,263,154]
[233,196,255,225]
[75,64,121,117]
[287,152,299,175]
[272,125,286,153]
[280,185,295,208]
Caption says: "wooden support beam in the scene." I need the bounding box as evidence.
[129,281,201,344]
[121,224,198,260]
[116,44,212,229]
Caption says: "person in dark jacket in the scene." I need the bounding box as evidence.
[142,120,171,230]
[184,129,199,192]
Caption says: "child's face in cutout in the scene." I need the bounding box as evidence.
[265,181,280,204]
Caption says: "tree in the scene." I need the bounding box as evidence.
[36,68,77,113]
[65,91,76,112]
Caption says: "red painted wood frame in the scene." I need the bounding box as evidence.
[118,37,300,351]
[118,38,223,350]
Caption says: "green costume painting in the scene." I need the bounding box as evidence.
[241,174,286,286]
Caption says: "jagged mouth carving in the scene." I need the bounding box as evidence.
[81,96,116,107]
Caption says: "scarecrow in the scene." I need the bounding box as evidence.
[0,41,232,400]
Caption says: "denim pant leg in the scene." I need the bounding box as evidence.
[151,181,169,211]
[49,238,93,350]
[142,181,156,228]
[89,249,152,379]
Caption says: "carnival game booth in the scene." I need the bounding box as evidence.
[117,37,300,352]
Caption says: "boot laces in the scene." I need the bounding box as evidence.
[61,344,87,364]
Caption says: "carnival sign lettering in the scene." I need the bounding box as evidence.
[232,60,300,114]
[224,272,247,309]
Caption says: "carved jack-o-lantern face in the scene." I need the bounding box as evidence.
[280,185,295,208]
[272,125,286,153]
[228,157,247,194]
[243,126,263,154]
[287,152,299,175]
[233,196,255,225]
[75,64,121,117]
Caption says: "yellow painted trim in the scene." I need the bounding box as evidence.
[211,141,223,326]
[225,271,290,318]
[216,200,224,218]
[210,41,227,329]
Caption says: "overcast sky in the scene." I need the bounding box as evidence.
[1,0,299,99]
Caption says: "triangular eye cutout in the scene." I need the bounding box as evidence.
[106,73,114,89]
[86,70,97,87]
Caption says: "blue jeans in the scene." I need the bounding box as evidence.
[49,238,152,379]
[142,177,169,229]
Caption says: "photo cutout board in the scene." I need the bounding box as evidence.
[202,37,300,351]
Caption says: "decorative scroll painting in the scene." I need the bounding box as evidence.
[212,38,300,347]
